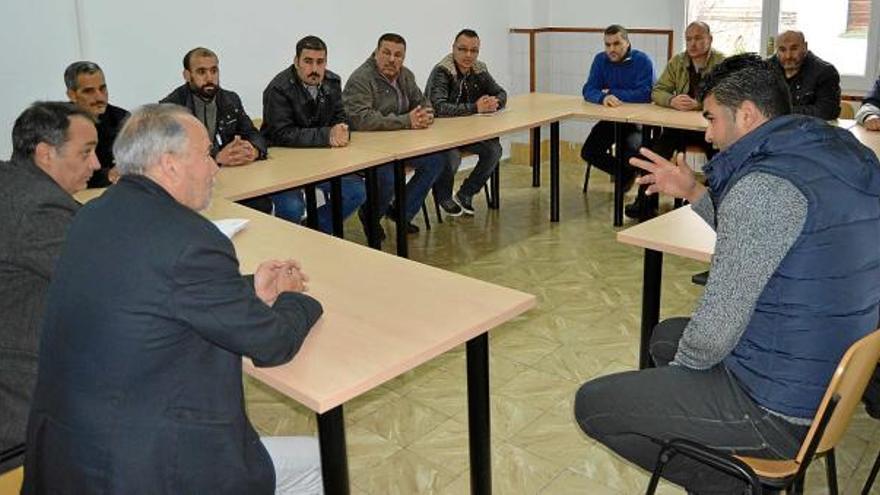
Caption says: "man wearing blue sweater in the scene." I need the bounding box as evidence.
[580,25,654,196]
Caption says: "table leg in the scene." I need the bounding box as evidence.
[490,166,500,210]
[305,184,319,230]
[530,127,541,187]
[467,332,491,495]
[364,168,381,250]
[550,121,560,223]
[331,177,344,238]
[613,123,624,227]
[640,249,663,369]
[317,406,349,495]
[393,162,408,258]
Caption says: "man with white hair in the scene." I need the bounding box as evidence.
[23,104,324,494]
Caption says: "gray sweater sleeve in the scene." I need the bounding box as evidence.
[691,189,716,228]
[673,172,808,369]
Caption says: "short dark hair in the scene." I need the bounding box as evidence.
[296,35,327,59]
[64,61,103,91]
[697,53,791,119]
[454,29,479,43]
[182,47,218,70]
[11,101,93,160]
[377,33,406,49]
[604,24,629,41]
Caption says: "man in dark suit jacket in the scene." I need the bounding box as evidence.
[64,61,130,188]
[0,101,99,474]
[23,104,323,494]
[161,46,272,213]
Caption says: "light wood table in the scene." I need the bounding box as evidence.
[850,123,880,158]
[626,103,707,131]
[616,206,714,368]
[204,199,536,495]
[214,144,392,202]
[353,92,580,234]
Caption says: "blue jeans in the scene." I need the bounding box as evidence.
[366,152,445,224]
[272,176,366,234]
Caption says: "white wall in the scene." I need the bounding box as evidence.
[0,0,711,158]
[0,1,81,160]
[0,0,516,158]
[547,0,686,38]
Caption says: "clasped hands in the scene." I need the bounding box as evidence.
[253,259,310,306]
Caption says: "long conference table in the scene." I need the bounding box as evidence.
[616,119,880,370]
[73,188,536,495]
[211,93,712,259]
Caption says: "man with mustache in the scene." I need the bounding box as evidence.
[64,61,129,188]
[261,35,366,234]
[768,30,841,120]
[161,47,271,212]
[343,32,446,237]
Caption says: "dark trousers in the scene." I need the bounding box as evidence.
[574,318,809,494]
[580,120,642,184]
[364,151,446,224]
[432,138,502,200]
[651,128,716,162]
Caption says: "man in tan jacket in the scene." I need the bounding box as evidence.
[628,21,724,220]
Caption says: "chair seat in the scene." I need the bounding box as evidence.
[735,455,800,479]
[0,466,24,494]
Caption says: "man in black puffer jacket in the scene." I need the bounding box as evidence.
[426,29,507,217]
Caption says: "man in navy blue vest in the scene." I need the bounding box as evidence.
[574,54,880,493]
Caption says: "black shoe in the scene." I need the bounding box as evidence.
[358,209,386,242]
[691,270,709,286]
[624,195,657,221]
[386,209,420,235]
[455,192,475,215]
[438,197,463,217]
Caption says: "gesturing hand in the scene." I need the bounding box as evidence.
[629,147,707,204]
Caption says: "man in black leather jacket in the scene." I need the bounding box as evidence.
[261,36,365,234]
[426,29,507,216]
[768,30,840,120]
[161,47,271,212]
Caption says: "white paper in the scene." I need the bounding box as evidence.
[213,218,249,239]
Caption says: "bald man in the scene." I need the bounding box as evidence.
[633,21,726,220]
[769,30,841,120]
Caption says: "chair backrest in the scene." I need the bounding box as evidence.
[795,328,880,462]
[839,101,855,120]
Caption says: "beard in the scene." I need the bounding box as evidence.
[191,82,218,100]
